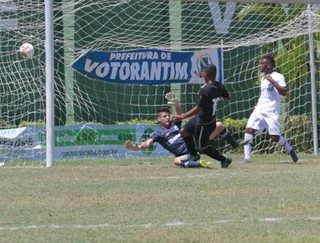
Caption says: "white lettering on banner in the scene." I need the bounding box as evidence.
[110,62,120,79]
[175,63,188,79]
[119,62,130,80]
[110,51,162,61]
[96,62,109,77]
[131,62,140,80]
[208,2,236,34]
[162,62,170,79]
[56,134,77,143]
[140,62,149,80]
[100,134,118,141]
[161,52,171,60]
[85,59,100,72]
[84,58,189,81]
[150,62,161,80]
[109,51,174,61]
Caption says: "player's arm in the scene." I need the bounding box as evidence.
[265,74,287,96]
[165,92,182,115]
[173,89,206,122]
[172,106,201,122]
[124,138,154,151]
[175,101,182,115]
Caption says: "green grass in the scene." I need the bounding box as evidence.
[0,153,320,242]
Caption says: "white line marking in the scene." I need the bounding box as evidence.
[106,168,320,181]
[0,217,319,231]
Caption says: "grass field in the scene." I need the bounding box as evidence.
[0,153,320,242]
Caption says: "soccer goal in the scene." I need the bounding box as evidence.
[0,0,319,166]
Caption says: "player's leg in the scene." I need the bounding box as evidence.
[242,128,255,163]
[175,155,200,167]
[175,155,211,168]
[209,121,224,140]
[198,123,232,168]
[268,115,298,163]
[180,116,201,161]
[277,136,298,162]
[217,122,239,148]
[202,144,232,168]
[209,121,237,147]
[210,121,247,148]
[242,112,264,163]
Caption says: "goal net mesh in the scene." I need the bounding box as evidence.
[0,0,319,163]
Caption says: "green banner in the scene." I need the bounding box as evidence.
[40,128,136,147]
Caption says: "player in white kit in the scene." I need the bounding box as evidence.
[242,54,298,163]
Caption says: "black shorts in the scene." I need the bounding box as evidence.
[183,116,198,136]
[184,116,216,149]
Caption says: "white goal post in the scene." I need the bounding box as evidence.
[0,0,318,166]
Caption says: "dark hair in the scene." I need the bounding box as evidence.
[204,64,217,79]
[157,106,171,118]
[262,53,276,68]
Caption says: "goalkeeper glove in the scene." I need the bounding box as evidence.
[165,92,179,105]
[124,140,140,151]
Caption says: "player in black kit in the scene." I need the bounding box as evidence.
[173,64,232,168]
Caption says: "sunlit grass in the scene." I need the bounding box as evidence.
[0,153,319,242]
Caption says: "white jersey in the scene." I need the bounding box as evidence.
[255,71,286,114]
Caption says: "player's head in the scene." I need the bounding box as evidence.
[203,64,217,82]
[156,107,171,128]
[259,54,276,74]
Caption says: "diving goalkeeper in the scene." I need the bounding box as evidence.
[124,93,241,168]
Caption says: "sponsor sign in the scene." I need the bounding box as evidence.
[71,48,223,84]
[0,124,171,161]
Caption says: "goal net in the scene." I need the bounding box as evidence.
[0,0,319,164]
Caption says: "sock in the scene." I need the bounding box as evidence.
[220,128,238,148]
[203,145,225,162]
[277,136,292,152]
[182,136,198,156]
[184,160,201,168]
[220,128,229,137]
[244,133,253,161]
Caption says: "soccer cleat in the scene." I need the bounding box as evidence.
[181,153,201,163]
[238,138,251,147]
[240,159,251,164]
[290,148,298,163]
[199,160,212,168]
[221,157,232,168]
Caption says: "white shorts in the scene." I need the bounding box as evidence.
[246,110,281,136]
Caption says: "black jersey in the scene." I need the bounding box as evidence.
[196,82,230,123]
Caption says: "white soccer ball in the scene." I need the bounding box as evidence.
[19,43,34,59]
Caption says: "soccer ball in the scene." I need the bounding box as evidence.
[19,43,34,59]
